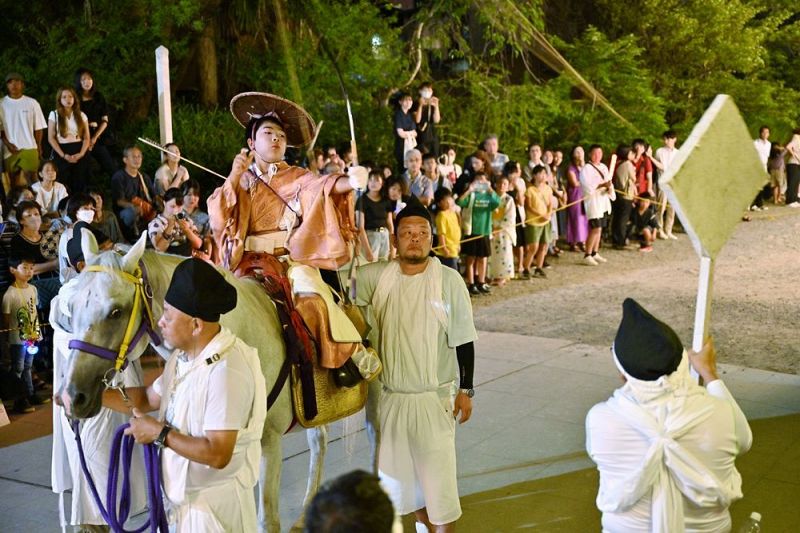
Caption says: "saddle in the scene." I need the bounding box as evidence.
[234,252,367,428]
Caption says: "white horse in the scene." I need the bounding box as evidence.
[54,231,379,532]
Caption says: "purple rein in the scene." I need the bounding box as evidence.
[73,420,168,532]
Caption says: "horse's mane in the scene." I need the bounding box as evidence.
[76,247,261,299]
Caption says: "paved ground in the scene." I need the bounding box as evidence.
[1,331,798,532]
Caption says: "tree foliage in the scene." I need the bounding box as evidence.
[2,0,800,188]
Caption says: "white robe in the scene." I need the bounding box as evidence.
[50,292,147,528]
[152,327,266,533]
[357,258,477,523]
[586,353,752,533]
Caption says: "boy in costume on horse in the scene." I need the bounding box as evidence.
[207,92,379,383]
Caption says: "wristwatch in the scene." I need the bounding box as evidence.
[154,424,173,449]
[459,388,475,398]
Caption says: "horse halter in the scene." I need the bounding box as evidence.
[68,263,162,375]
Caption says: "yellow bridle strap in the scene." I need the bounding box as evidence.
[84,264,156,372]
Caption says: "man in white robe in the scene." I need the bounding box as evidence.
[356,205,478,532]
[105,257,267,532]
[586,298,752,533]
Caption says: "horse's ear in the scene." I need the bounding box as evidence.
[121,231,148,273]
[81,228,100,265]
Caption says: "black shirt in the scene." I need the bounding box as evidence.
[80,92,110,142]
[67,221,109,267]
[356,195,392,230]
[10,233,49,264]
[111,169,155,208]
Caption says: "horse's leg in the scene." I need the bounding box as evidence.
[291,425,328,531]
[259,428,282,533]
[366,378,382,474]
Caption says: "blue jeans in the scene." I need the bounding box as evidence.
[11,344,33,396]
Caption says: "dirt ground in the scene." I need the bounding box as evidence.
[471,206,800,375]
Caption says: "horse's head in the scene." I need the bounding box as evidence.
[56,230,151,418]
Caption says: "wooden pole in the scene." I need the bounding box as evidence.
[155,46,173,147]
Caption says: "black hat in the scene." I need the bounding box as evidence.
[614,298,683,381]
[68,224,109,269]
[165,258,237,322]
[394,204,432,234]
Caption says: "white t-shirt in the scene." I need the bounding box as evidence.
[579,163,613,219]
[48,110,88,144]
[1,95,47,155]
[654,146,677,176]
[32,181,68,214]
[753,138,770,169]
[2,284,39,345]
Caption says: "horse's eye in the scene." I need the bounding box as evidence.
[109,309,122,320]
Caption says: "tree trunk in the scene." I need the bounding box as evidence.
[197,21,219,108]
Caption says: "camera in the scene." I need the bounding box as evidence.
[175,211,186,220]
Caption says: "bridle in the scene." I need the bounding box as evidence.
[68,262,162,375]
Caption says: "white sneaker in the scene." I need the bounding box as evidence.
[789,202,800,208]
[583,255,599,266]
[594,253,608,263]
[668,233,678,240]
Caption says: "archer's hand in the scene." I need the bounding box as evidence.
[688,338,719,384]
[347,165,368,191]
[124,408,162,444]
[230,149,254,187]
[453,392,472,424]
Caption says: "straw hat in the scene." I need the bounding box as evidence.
[230,92,316,147]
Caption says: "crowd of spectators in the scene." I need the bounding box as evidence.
[0,69,793,412]
[0,69,213,413]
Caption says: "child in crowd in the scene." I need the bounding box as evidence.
[489,175,516,286]
[768,142,786,205]
[523,165,554,278]
[433,187,460,270]
[437,146,462,187]
[147,188,202,256]
[32,160,68,221]
[502,161,528,277]
[2,256,49,413]
[422,152,451,194]
[356,170,394,262]
[385,176,423,222]
[630,193,659,252]
[457,171,500,295]
[88,188,127,244]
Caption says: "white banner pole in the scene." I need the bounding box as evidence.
[155,46,173,147]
